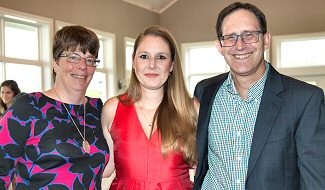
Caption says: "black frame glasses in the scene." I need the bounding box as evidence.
[59,53,100,67]
[219,31,261,47]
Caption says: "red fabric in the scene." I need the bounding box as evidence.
[110,100,193,190]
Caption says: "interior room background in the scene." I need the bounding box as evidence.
[1,0,325,188]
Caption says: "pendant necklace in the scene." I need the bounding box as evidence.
[138,102,152,127]
[54,88,90,154]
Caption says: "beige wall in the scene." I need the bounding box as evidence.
[160,0,325,43]
[1,0,325,89]
[0,0,159,87]
[160,0,325,66]
[1,0,325,188]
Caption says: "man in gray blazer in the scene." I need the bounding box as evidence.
[193,2,325,189]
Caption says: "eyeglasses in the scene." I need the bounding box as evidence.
[219,31,261,47]
[59,53,100,67]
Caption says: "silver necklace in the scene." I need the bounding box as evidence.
[54,88,90,154]
[138,102,152,127]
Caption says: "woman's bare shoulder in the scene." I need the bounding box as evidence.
[102,96,120,130]
[103,96,119,109]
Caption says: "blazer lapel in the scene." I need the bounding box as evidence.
[195,74,227,179]
[246,65,284,178]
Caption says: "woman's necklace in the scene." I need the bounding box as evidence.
[54,88,90,154]
[138,102,152,127]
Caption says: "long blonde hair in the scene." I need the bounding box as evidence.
[119,25,198,165]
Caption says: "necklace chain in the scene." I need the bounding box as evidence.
[138,102,152,127]
[54,88,86,141]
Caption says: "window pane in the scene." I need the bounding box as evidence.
[126,43,134,71]
[280,39,325,68]
[97,40,104,69]
[189,75,214,95]
[189,47,226,73]
[5,21,38,60]
[0,62,3,81]
[305,81,317,86]
[5,63,41,92]
[87,72,106,100]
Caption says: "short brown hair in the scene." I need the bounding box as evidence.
[52,25,100,81]
[216,2,267,39]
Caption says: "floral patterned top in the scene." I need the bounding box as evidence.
[0,92,109,190]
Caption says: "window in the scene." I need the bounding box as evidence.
[272,32,325,91]
[56,21,117,100]
[123,37,135,92]
[182,41,228,94]
[0,7,53,92]
[273,32,325,68]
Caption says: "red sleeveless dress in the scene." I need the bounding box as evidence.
[109,101,193,190]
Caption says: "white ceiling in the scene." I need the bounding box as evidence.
[122,0,178,14]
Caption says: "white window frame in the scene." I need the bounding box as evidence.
[182,41,218,88]
[272,31,325,76]
[0,6,53,91]
[181,41,228,94]
[272,32,325,91]
[55,21,117,100]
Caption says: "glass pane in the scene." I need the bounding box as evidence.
[0,61,3,81]
[305,81,317,86]
[86,72,106,100]
[97,40,104,69]
[280,39,325,68]
[5,21,38,60]
[189,47,226,74]
[126,44,134,71]
[5,63,41,93]
[189,75,214,95]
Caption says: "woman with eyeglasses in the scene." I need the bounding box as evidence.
[0,25,109,189]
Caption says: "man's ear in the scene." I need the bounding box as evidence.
[263,32,272,51]
[215,40,224,56]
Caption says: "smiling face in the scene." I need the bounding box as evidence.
[132,35,174,91]
[1,86,15,107]
[53,50,96,94]
[216,9,271,79]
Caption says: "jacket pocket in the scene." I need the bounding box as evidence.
[265,129,291,143]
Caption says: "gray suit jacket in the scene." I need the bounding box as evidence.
[193,64,325,189]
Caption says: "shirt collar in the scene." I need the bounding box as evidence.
[225,61,270,101]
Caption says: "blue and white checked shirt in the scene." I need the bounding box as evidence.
[202,63,269,190]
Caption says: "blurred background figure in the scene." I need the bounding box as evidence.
[0,80,20,189]
[0,80,21,118]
